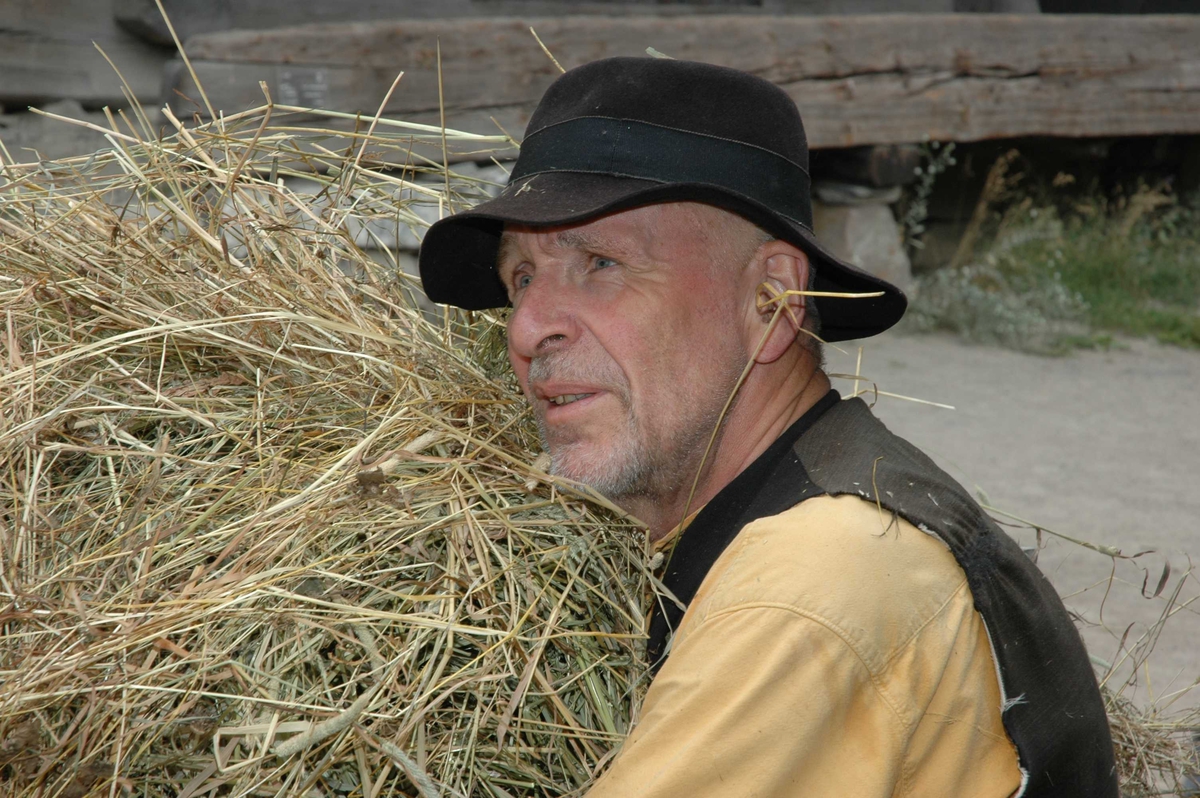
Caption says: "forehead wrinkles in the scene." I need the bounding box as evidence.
[499,217,655,263]
[551,228,637,258]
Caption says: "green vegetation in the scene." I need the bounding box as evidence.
[1039,190,1200,347]
[908,159,1200,353]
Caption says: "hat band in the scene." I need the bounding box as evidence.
[511,117,814,228]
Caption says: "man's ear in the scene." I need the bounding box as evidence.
[746,241,811,365]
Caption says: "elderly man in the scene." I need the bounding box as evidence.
[419,58,1116,797]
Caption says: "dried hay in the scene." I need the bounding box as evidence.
[0,103,1196,796]
[1093,565,1200,796]
[0,106,651,797]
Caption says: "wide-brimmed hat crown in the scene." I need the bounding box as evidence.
[418,56,906,341]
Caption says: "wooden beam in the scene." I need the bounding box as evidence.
[114,0,956,47]
[167,14,1200,150]
[0,0,170,108]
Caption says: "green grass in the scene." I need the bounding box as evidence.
[911,185,1200,351]
[1036,193,1200,346]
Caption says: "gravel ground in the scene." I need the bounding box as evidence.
[829,331,1200,712]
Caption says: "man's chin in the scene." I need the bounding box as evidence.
[548,445,647,500]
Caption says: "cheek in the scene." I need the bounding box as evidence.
[605,324,688,413]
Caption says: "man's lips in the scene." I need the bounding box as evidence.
[548,392,594,407]
[533,384,606,416]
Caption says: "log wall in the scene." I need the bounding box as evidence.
[0,0,169,108]
[113,0,961,46]
[169,14,1200,150]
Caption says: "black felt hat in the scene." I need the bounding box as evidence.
[418,57,906,341]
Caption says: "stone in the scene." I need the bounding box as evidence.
[0,101,116,163]
[811,201,913,294]
[340,161,512,252]
[814,181,902,206]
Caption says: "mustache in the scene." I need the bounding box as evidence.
[527,352,627,398]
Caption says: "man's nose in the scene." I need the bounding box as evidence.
[506,274,580,360]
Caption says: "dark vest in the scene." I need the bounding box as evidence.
[648,391,1118,797]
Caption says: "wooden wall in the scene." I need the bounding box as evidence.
[0,0,169,108]
[170,15,1200,150]
[3,1,1199,162]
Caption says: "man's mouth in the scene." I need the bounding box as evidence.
[549,393,595,406]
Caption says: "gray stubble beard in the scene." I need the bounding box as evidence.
[530,347,747,506]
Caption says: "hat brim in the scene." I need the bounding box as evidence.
[418,172,906,343]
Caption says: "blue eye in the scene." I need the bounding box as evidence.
[593,257,617,271]
[515,273,533,289]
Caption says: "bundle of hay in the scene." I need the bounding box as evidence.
[0,106,650,797]
[1,103,1196,796]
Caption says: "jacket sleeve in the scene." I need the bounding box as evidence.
[585,604,907,798]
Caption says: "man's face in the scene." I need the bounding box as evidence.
[497,203,752,502]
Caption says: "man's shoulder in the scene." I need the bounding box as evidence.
[683,494,973,671]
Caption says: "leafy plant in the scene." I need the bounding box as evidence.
[909,173,1200,351]
[899,141,957,256]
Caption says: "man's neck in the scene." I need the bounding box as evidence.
[625,366,832,540]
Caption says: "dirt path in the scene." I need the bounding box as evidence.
[828,331,1200,712]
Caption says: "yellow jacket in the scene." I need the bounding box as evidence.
[588,495,1022,797]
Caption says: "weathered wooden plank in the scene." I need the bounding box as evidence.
[169,14,1200,149]
[161,61,521,166]
[115,0,956,47]
[0,0,170,107]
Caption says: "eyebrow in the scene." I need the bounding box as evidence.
[496,234,521,277]
[495,228,636,278]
